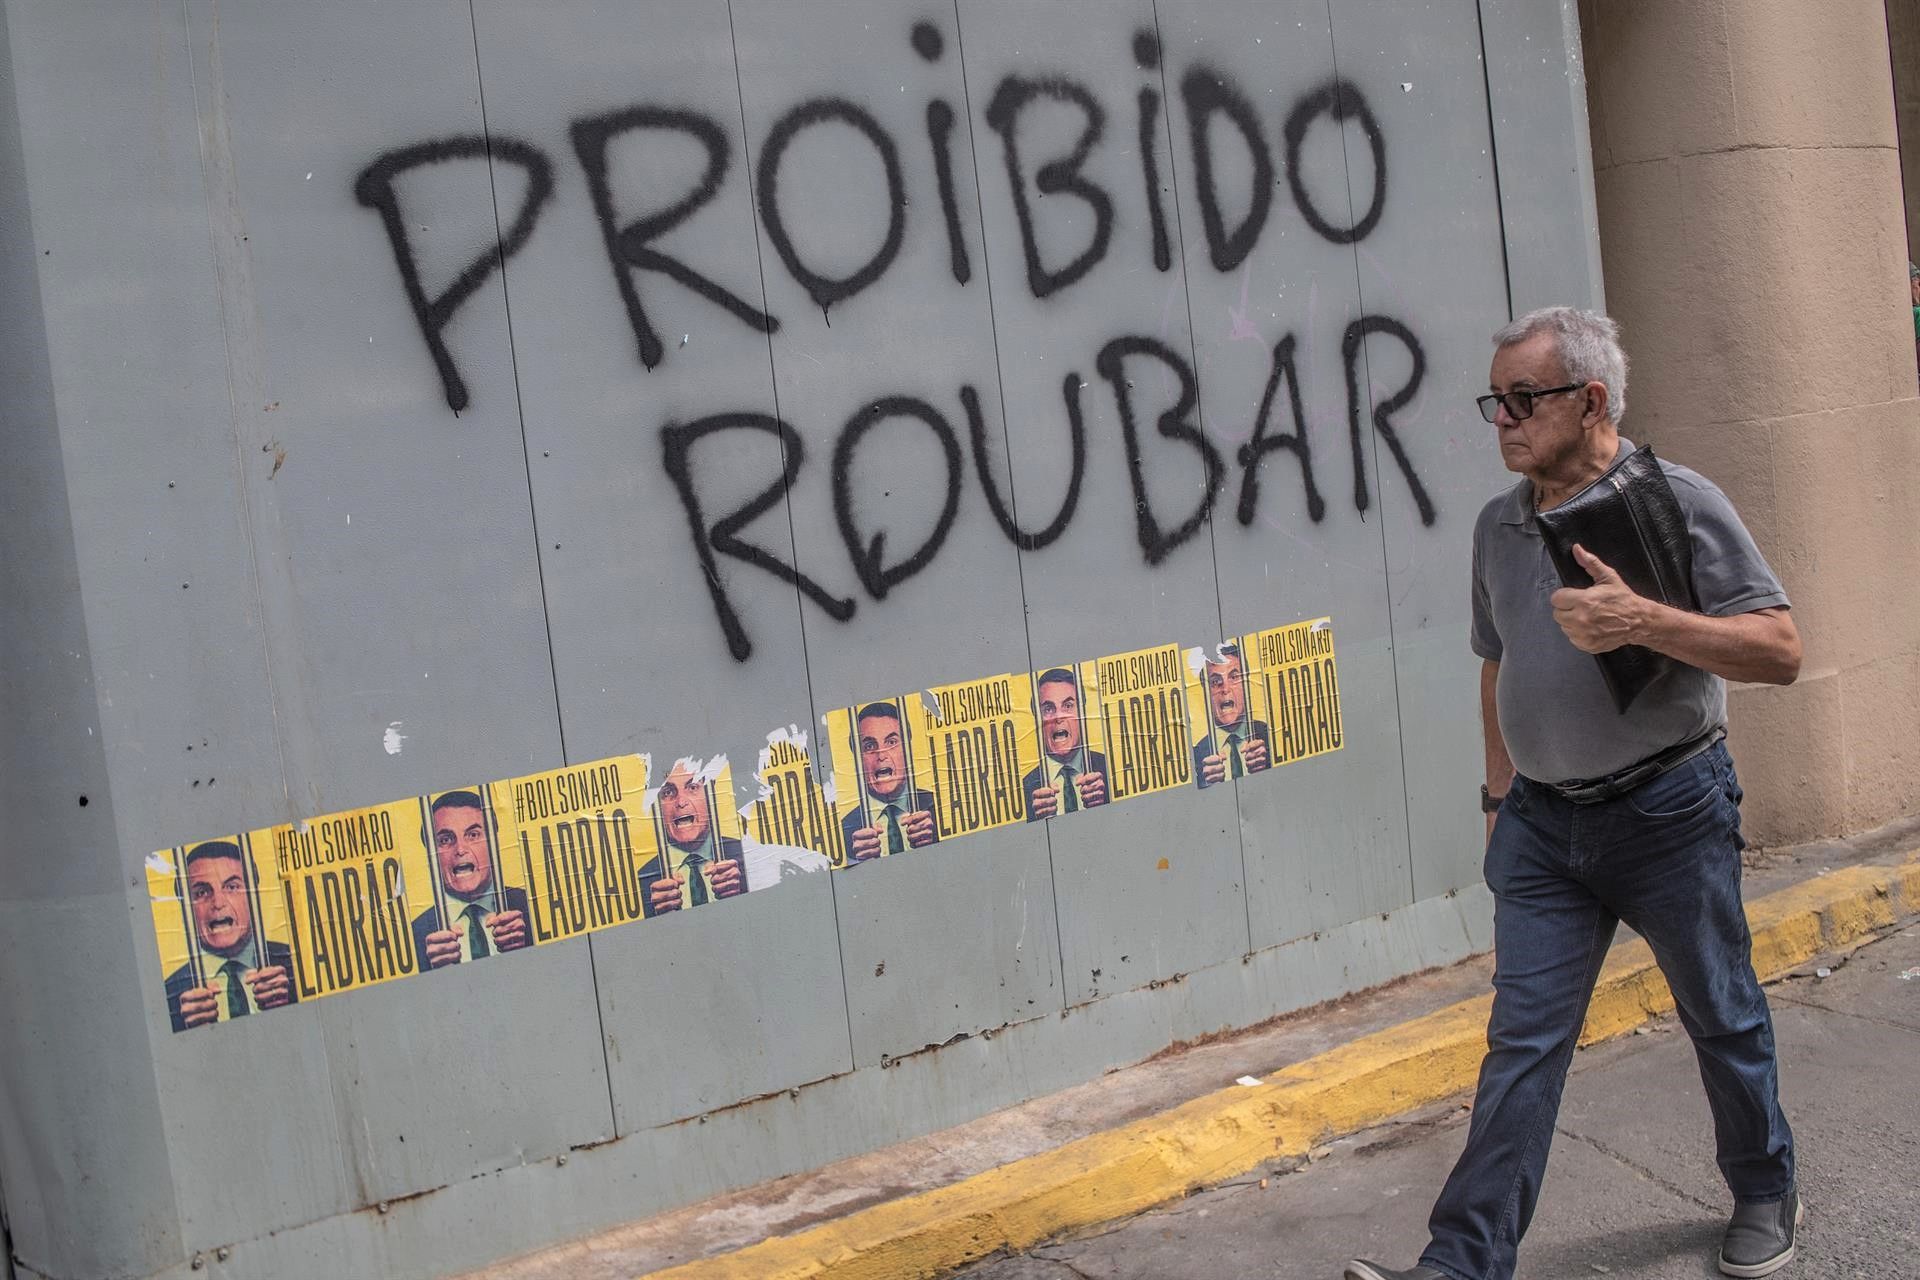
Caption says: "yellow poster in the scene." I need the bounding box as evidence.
[1184,638,1271,790]
[641,755,747,914]
[1026,661,1112,819]
[491,754,653,947]
[412,783,537,967]
[147,833,298,1033]
[742,726,847,871]
[823,696,941,863]
[1245,616,1345,767]
[263,798,437,1001]
[921,670,1040,839]
[1091,641,1196,801]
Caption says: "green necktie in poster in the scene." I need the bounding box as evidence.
[223,960,249,1019]
[465,903,491,959]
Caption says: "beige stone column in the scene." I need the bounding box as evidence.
[1579,0,1920,843]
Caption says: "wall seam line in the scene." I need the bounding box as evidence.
[950,0,1072,1011]
[1149,0,1258,961]
[464,0,622,1134]
[723,0,860,1071]
[1475,0,1516,323]
[1322,0,1420,911]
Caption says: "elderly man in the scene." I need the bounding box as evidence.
[1347,308,1801,1280]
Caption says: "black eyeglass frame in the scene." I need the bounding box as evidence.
[1475,383,1585,423]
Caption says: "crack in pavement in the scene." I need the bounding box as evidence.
[1555,1125,1722,1214]
[1767,989,1920,1036]
[1025,1250,1101,1280]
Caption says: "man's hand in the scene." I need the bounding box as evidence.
[1550,544,1648,653]
[648,876,686,913]
[179,985,220,1028]
[246,965,292,1010]
[1029,785,1060,820]
[423,929,463,969]
[486,909,529,951]
[707,859,745,898]
[848,827,883,861]
[1241,738,1270,773]
[1074,770,1108,807]
[1200,752,1227,786]
[903,810,937,848]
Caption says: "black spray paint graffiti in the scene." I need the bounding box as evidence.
[758,98,907,320]
[356,22,1440,660]
[661,320,1428,661]
[915,20,973,286]
[353,136,553,414]
[570,106,779,372]
[358,34,1398,402]
[1134,30,1173,274]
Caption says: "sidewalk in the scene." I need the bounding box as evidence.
[965,919,1920,1279]
[468,822,1920,1280]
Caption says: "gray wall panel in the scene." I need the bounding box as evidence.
[956,0,1253,1008]
[732,0,1064,1062]
[596,873,853,1129]
[1154,0,1416,952]
[1480,0,1605,313]
[462,0,858,1131]
[1,1,342,1265]
[168,0,614,1208]
[1322,1,1514,901]
[4,0,287,888]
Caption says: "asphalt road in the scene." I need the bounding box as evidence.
[963,922,1920,1280]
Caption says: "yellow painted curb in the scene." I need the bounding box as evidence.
[645,853,1920,1280]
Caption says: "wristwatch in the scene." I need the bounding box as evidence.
[1480,783,1507,813]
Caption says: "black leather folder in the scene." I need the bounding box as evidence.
[1534,445,1697,713]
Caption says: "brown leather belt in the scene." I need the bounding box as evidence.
[1541,728,1725,805]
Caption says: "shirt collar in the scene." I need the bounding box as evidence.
[207,936,259,973]
[866,788,909,823]
[446,883,499,916]
[669,829,716,871]
[1046,747,1087,782]
[1497,436,1634,528]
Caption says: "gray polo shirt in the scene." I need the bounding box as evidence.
[1470,437,1789,783]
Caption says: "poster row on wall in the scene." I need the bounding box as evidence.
[149,618,1343,1031]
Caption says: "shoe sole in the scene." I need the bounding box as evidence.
[1718,1200,1806,1278]
[1343,1266,1395,1280]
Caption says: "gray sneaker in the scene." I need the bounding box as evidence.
[1343,1263,1450,1280]
[1718,1191,1803,1277]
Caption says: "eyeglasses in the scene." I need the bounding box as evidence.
[1475,383,1584,423]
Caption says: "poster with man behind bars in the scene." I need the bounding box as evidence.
[640,755,747,915]
[147,832,297,1032]
[823,696,940,863]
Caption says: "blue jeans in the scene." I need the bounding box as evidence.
[1421,741,1795,1280]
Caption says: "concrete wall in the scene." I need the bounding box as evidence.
[1581,0,1920,843]
[0,2,1597,1277]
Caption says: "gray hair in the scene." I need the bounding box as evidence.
[1491,306,1629,424]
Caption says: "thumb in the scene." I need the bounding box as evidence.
[1572,543,1622,584]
